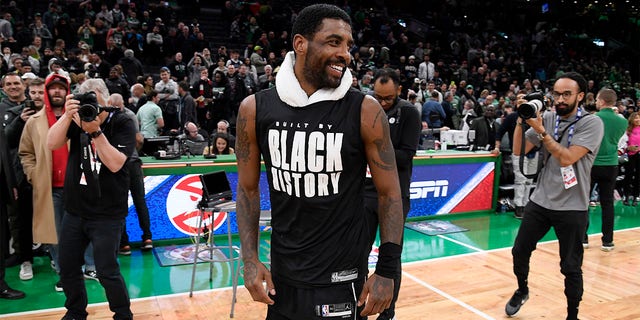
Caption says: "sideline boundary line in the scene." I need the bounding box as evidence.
[403,271,496,320]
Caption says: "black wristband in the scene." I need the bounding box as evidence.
[374,242,402,279]
[90,130,103,138]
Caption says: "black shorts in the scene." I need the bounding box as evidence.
[266,278,366,320]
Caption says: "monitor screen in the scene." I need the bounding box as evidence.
[141,136,170,156]
[200,171,232,201]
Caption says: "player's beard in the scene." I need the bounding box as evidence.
[303,55,346,89]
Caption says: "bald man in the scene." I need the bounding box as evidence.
[179,121,205,142]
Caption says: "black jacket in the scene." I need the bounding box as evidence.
[0,98,27,186]
[469,116,497,151]
[0,106,17,202]
[365,98,422,200]
[179,92,198,126]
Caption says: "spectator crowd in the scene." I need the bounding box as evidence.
[1,0,640,303]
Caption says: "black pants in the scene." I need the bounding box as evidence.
[363,194,410,319]
[0,178,9,287]
[512,201,587,308]
[266,277,365,320]
[59,214,131,320]
[120,160,152,246]
[8,183,33,263]
[589,165,618,244]
[623,153,640,197]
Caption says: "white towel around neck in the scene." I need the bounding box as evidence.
[275,51,353,107]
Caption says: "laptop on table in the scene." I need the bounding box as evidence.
[199,171,234,209]
[185,140,207,155]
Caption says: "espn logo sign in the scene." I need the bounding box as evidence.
[409,180,449,199]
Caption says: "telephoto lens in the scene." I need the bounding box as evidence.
[518,92,545,119]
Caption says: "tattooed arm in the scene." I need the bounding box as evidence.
[357,95,404,316]
[235,95,275,305]
[361,95,403,246]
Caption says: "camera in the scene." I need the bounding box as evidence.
[76,92,119,122]
[517,92,545,120]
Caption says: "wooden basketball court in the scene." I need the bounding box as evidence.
[10,228,638,320]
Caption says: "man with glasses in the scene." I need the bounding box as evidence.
[366,68,421,320]
[506,72,604,320]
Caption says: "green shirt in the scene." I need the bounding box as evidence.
[594,108,627,166]
[136,101,163,138]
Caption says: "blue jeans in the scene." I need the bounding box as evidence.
[58,213,132,320]
[51,188,95,273]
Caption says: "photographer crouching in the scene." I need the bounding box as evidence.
[506,72,604,320]
[46,79,135,320]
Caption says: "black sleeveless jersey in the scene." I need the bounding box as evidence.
[255,88,370,287]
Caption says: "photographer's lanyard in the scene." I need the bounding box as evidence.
[80,133,101,197]
[89,140,100,175]
[553,107,582,146]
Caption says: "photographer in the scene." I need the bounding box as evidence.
[46,79,135,320]
[506,72,604,320]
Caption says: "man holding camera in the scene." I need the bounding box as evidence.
[47,79,135,320]
[507,72,604,320]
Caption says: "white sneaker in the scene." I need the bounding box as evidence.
[19,261,33,280]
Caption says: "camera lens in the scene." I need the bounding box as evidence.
[518,100,543,119]
[79,104,98,122]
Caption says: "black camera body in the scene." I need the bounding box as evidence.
[76,92,119,122]
[517,92,546,120]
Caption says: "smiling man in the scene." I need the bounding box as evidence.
[235,4,404,319]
